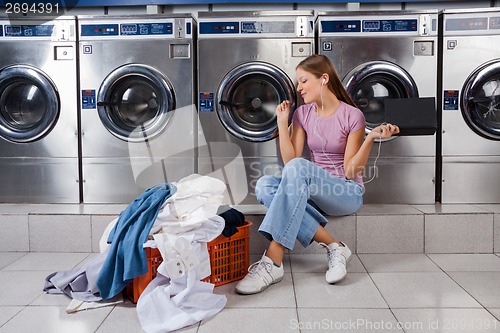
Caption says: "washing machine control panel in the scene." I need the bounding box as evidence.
[320,14,437,36]
[199,17,313,37]
[443,12,500,35]
[199,21,239,34]
[3,24,54,37]
[445,16,500,31]
[241,21,295,34]
[81,24,119,36]
[0,20,75,41]
[322,19,418,33]
[363,19,417,32]
[79,19,192,39]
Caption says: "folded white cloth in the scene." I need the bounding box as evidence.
[136,174,228,333]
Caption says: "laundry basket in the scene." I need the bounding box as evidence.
[125,221,252,303]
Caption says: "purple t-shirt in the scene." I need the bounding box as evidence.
[292,101,366,185]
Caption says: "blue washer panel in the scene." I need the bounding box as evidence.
[199,92,214,112]
[81,24,119,36]
[321,20,361,33]
[362,19,417,32]
[4,25,54,37]
[444,90,459,111]
[120,23,173,35]
[199,22,239,34]
[0,25,3,37]
[81,90,96,110]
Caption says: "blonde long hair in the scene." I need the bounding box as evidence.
[296,54,356,108]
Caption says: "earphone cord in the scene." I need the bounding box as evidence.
[316,82,342,175]
[318,81,382,185]
[364,131,383,184]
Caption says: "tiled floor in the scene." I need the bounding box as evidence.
[1,252,500,333]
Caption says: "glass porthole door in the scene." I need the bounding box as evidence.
[217,62,296,142]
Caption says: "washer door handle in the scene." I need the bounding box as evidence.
[97,101,117,107]
[219,100,247,108]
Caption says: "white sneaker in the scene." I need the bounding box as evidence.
[320,242,352,284]
[235,252,284,295]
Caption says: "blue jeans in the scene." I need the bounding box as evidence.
[255,158,363,250]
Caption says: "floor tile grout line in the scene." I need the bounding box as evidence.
[0,305,26,330]
[92,305,117,333]
[426,253,494,311]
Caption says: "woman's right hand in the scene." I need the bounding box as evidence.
[276,100,291,126]
[367,123,400,140]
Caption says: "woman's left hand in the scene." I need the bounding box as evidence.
[368,123,400,140]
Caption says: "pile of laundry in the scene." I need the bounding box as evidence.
[44,174,245,333]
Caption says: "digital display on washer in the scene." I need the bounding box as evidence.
[490,17,500,30]
[0,25,3,37]
[120,23,173,35]
[362,19,417,32]
[241,21,295,34]
[199,22,239,34]
[445,18,488,31]
[321,20,361,33]
[80,24,119,36]
[4,25,54,37]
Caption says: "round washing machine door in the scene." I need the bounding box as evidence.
[343,61,419,141]
[461,59,500,141]
[217,62,296,142]
[97,64,175,142]
[0,65,59,143]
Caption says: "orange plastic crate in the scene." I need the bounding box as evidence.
[125,221,252,303]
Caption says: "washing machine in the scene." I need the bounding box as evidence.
[317,10,439,204]
[440,8,500,203]
[197,11,314,206]
[0,16,79,203]
[78,14,196,203]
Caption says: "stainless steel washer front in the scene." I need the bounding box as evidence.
[0,17,79,203]
[79,14,196,203]
[317,10,439,204]
[440,8,500,203]
[198,11,314,206]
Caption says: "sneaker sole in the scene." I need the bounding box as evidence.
[326,272,347,284]
[235,275,284,295]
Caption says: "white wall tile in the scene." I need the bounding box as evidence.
[0,215,29,252]
[91,215,118,253]
[291,215,356,254]
[357,215,424,253]
[29,215,91,252]
[495,213,500,253]
[425,214,494,253]
[414,204,490,214]
[358,204,423,215]
[245,215,267,255]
